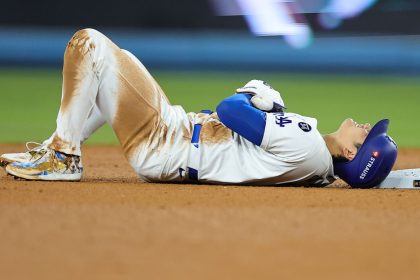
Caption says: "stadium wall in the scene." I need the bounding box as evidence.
[0,28,419,74]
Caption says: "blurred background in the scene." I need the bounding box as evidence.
[0,0,419,146]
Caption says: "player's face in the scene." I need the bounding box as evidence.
[338,118,371,160]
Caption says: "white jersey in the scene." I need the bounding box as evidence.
[197,111,335,186]
[134,102,334,186]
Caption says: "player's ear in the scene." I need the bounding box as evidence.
[343,146,357,161]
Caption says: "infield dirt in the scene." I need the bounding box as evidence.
[1,144,420,280]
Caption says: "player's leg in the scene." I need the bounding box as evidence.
[49,31,169,155]
[49,29,172,155]
[4,28,172,180]
[2,29,107,179]
[0,30,103,171]
[66,49,171,149]
[80,106,106,144]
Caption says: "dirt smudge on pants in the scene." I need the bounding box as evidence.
[61,29,96,113]
[112,47,170,161]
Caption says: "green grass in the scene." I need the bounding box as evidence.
[0,68,419,147]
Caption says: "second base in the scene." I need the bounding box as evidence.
[377,168,420,189]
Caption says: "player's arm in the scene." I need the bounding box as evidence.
[216,80,286,146]
[216,94,266,146]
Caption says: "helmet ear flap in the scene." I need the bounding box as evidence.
[333,119,398,188]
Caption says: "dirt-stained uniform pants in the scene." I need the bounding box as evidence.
[44,29,193,182]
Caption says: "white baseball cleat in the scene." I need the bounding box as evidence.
[4,145,83,181]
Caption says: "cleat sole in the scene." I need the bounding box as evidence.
[6,165,81,181]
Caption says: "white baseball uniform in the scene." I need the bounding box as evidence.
[43,28,334,186]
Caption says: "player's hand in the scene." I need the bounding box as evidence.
[236,80,286,112]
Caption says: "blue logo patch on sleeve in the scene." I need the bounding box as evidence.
[298,122,312,132]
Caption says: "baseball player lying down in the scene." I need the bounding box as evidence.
[0,29,398,188]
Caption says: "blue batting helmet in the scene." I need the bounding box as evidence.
[334,119,398,188]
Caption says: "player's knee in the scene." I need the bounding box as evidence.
[71,28,104,43]
[81,28,106,39]
[67,28,105,56]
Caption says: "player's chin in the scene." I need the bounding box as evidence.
[339,118,353,130]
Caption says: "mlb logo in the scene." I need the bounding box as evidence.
[372,151,380,158]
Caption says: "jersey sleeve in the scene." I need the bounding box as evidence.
[216,94,266,146]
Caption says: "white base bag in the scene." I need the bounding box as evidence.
[376,169,420,189]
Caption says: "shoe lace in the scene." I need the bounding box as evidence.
[25,141,43,151]
[25,141,48,159]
